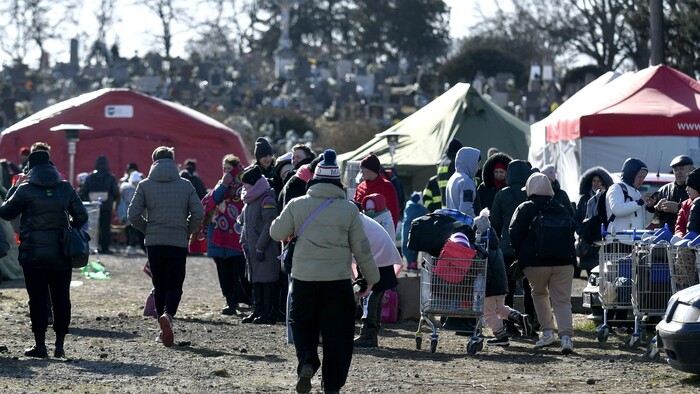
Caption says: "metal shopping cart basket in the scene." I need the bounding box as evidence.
[596,229,650,342]
[624,238,674,350]
[414,233,488,355]
[83,201,101,258]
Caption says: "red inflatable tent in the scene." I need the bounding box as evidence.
[0,88,252,188]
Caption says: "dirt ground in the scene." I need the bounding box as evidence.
[1,253,699,393]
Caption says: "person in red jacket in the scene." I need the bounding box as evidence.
[353,153,399,229]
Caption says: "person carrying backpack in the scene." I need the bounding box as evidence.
[509,173,576,354]
[574,167,614,277]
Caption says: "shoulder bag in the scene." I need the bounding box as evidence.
[280,198,334,274]
[60,186,92,268]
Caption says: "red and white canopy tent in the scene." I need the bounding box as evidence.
[0,88,252,188]
[529,65,700,199]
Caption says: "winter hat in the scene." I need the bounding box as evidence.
[254,137,273,161]
[362,193,387,212]
[360,153,381,175]
[184,159,196,172]
[409,191,421,203]
[313,149,341,180]
[541,164,557,182]
[27,150,50,169]
[242,165,263,185]
[276,152,293,166]
[686,168,700,191]
[671,155,693,168]
[621,158,648,185]
[493,162,507,172]
[450,232,471,249]
[127,162,140,172]
[128,171,143,184]
[523,173,554,197]
[447,138,463,158]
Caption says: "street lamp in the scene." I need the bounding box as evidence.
[50,123,93,187]
[376,130,406,167]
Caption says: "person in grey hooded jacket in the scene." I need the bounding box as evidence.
[128,146,204,348]
[445,147,482,217]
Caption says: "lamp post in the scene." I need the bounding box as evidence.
[376,131,406,167]
[50,123,93,187]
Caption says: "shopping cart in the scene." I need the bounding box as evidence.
[624,239,674,350]
[83,201,101,258]
[595,229,649,342]
[415,233,488,355]
[645,233,700,361]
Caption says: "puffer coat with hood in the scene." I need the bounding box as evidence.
[490,160,532,258]
[476,152,512,210]
[605,158,647,233]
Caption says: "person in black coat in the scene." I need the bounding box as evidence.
[477,152,512,210]
[80,156,119,254]
[509,173,576,354]
[574,166,614,276]
[179,159,207,200]
[0,150,88,358]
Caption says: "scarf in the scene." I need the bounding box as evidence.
[493,178,506,190]
[242,177,270,204]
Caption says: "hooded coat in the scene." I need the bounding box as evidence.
[128,158,204,248]
[0,162,88,267]
[445,147,481,217]
[605,158,647,233]
[490,160,531,258]
[574,166,614,234]
[476,152,512,210]
[437,138,463,208]
[80,156,120,211]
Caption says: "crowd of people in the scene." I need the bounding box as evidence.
[3,130,700,393]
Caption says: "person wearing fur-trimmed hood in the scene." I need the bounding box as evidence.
[574,166,613,275]
[477,152,512,210]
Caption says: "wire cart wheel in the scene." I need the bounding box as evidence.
[597,325,610,342]
[415,335,422,350]
[429,338,438,354]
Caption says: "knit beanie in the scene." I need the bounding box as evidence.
[242,165,263,185]
[447,138,463,159]
[254,137,273,161]
[360,153,381,175]
[409,191,421,203]
[313,149,341,180]
[523,173,554,197]
[493,162,507,172]
[686,168,700,191]
[27,150,50,169]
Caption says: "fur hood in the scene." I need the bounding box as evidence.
[578,166,614,196]
[481,152,512,188]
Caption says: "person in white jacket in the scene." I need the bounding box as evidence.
[606,158,656,234]
[353,207,402,348]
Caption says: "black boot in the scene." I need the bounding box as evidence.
[221,294,238,316]
[253,284,277,324]
[353,324,378,347]
[508,310,533,337]
[242,284,263,323]
[54,333,66,358]
[25,332,48,358]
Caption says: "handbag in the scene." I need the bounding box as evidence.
[280,198,334,274]
[60,187,92,268]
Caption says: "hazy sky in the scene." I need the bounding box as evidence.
[3,1,502,67]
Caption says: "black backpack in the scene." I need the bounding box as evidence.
[530,199,575,260]
[407,213,474,256]
[581,183,630,242]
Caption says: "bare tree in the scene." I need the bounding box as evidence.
[0,0,78,67]
[141,0,190,60]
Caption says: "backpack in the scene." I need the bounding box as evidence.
[530,199,575,260]
[581,183,630,242]
[407,213,473,256]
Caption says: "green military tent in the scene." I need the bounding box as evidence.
[338,82,530,193]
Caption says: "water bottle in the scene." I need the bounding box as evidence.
[475,230,482,245]
[473,273,485,313]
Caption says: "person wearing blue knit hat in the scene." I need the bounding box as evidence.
[605,158,657,234]
[271,149,379,394]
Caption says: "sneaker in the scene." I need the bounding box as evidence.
[520,314,533,337]
[534,331,557,349]
[486,336,510,346]
[561,336,574,355]
[158,313,174,347]
[155,332,163,343]
[296,363,314,393]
